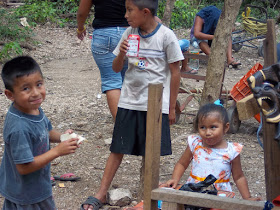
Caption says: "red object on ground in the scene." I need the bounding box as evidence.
[230,63,263,122]
[273,195,280,206]
[53,173,81,181]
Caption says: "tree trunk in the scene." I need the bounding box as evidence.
[200,0,242,105]
[161,0,176,27]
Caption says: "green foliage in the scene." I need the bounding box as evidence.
[158,0,202,29]
[54,0,79,14]
[15,0,79,27]
[0,8,33,62]
[0,42,23,62]
[15,1,56,26]
[202,0,279,21]
[171,1,200,29]
[0,9,32,41]
[158,0,279,29]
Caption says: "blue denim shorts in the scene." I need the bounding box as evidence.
[91,27,128,93]
[191,37,208,46]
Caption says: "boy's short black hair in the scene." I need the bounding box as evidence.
[194,103,229,132]
[130,0,158,16]
[1,56,42,92]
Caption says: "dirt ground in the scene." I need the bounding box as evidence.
[0,25,277,209]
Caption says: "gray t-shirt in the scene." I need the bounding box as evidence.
[0,104,53,205]
[113,24,184,114]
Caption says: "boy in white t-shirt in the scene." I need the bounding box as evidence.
[81,0,184,209]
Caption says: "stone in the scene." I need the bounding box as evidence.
[104,138,112,145]
[107,188,132,207]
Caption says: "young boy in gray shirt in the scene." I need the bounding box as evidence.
[0,56,79,209]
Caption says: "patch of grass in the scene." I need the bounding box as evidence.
[0,8,33,63]
[14,0,79,27]
[158,0,202,29]
[0,42,23,61]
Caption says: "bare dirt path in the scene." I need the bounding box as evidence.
[0,26,268,209]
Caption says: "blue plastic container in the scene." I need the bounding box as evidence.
[178,39,190,52]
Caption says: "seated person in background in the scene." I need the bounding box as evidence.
[191,5,241,68]
[179,39,199,74]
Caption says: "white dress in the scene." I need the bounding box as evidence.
[186,135,243,191]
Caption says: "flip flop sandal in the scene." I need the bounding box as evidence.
[51,177,56,186]
[53,173,81,181]
[228,61,241,68]
[80,196,104,210]
[181,68,198,74]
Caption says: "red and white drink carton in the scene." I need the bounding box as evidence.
[126,34,140,57]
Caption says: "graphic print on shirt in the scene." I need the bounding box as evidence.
[134,57,149,70]
[186,135,243,192]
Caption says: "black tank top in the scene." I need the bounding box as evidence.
[92,0,129,28]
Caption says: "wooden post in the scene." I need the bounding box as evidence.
[262,19,280,201]
[143,83,163,210]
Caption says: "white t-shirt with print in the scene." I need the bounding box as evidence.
[113,24,184,114]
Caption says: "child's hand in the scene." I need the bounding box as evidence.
[168,109,176,125]
[245,197,262,201]
[164,179,179,189]
[119,39,129,56]
[55,138,79,156]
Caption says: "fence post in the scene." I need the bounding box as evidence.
[143,83,163,210]
[262,19,280,201]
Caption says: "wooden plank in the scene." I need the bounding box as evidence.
[183,53,209,60]
[262,19,280,202]
[143,83,163,210]
[236,94,260,120]
[151,188,265,210]
[180,72,206,81]
[161,201,184,210]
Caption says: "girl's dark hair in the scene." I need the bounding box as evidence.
[1,56,42,92]
[130,0,158,16]
[194,103,229,132]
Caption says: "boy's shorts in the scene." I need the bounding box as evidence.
[3,196,56,210]
[110,108,172,156]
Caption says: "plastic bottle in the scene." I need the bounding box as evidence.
[158,200,162,209]
[192,40,199,49]
[188,50,200,70]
